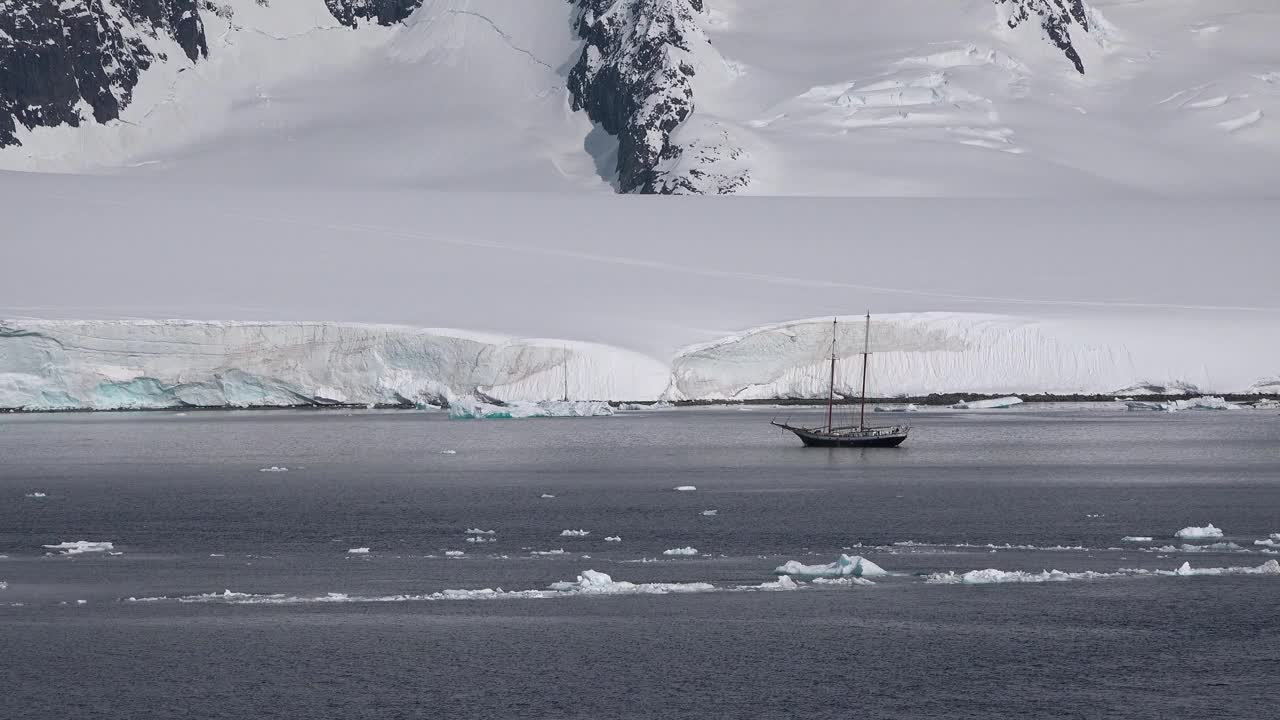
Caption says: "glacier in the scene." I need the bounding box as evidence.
[0,320,669,410]
[2,313,1278,411]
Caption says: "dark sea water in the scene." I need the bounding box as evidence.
[2,405,1278,719]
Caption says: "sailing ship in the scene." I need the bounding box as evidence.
[772,314,910,448]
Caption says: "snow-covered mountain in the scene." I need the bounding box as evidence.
[2,0,1277,195]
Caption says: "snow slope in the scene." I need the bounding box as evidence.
[2,0,1277,196]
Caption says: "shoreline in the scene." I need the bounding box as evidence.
[4,392,1277,415]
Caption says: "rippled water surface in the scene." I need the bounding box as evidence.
[2,406,1278,719]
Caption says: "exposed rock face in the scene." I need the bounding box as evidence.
[0,0,207,147]
[324,0,424,27]
[998,0,1090,74]
[568,0,748,194]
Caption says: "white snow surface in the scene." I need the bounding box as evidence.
[1176,524,1225,540]
[774,554,887,579]
[4,1,1280,198]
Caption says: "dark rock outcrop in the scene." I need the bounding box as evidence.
[324,0,424,27]
[568,0,747,195]
[998,0,1091,74]
[0,0,206,147]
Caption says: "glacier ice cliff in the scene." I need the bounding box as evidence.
[0,320,669,410]
[1,314,1276,411]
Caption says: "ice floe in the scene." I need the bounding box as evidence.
[548,570,715,595]
[530,549,566,556]
[604,536,622,542]
[444,550,465,557]
[700,510,718,516]
[1122,536,1154,542]
[466,537,495,544]
[24,492,47,498]
[560,529,590,537]
[663,547,699,556]
[540,494,556,499]
[1176,524,1224,539]
[774,554,886,579]
[811,576,875,586]
[874,403,918,413]
[43,541,114,555]
[951,396,1023,410]
[673,486,697,492]
[465,529,496,535]
[438,450,458,455]
[1256,534,1280,548]
[0,581,7,590]
[738,575,799,591]
[347,547,370,554]
[258,466,289,473]
[928,560,1280,584]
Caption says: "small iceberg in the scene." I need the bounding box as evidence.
[466,536,495,544]
[663,547,698,556]
[1122,536,1154,542]
[24,492,47,498]
[540,494,556,499]
[673,486,697,492]
[438,450,458,455]
[547,569,714,595]
[604,536,622,542]
[347,547,370,554]
[258,466,289,473]
[530,548,566,555]
[1176,524,1224,540]
[739,575,799,591]
[951,396,1023,410]
[43,541,114,555]
[465,529,496,535]
[449,398,614,420]
[1128,397,1242,413]
[700,510,718,516]
[445,550,465,557]
[926,568,1112,584]
[812,576,875,586]
[560,529,590,537]
[874,404,918,413]
[774,554,886,579]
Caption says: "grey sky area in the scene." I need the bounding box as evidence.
[3,171,1278,355]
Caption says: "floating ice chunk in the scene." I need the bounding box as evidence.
[560,529,590,537]
[445,550,465,557]
[466,536,495,544]
[347,547,370,554]
[774,554,886,578]
[1169,397,1241,411]
[663,547,699,556]
[812,576,875,586]
[258,466,289,473]
[740,575,799,591]
[465,528,496,535]
[1168,560,1280,576]
[951,396,1022,410]
[1259,538,1280,548]
[605,536,622,542]
[1124,401,1171,412]
[43,541,114,555]
[674,486,697,492]
[438,450,458,455]
[530,549,565,555]
[874,404,918,413]
[0,581,7,590]
[209,554,225,557]
[1176,524,1224,539]
[927,568,1113,584]
[24,492,47,498]
[1122,536,1154,542]
[547,570,715,595]
[540,494,556,499]
[700,510,718,516]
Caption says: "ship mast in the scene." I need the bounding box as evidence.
[858,312,870,430]
[826,318,837,432]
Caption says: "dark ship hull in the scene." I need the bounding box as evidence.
[772,422,909,448]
